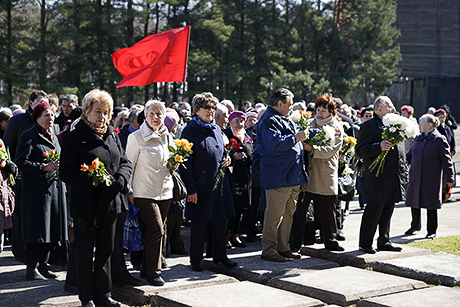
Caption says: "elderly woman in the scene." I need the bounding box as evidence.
[0,108,12,140]
[15,102,67,280]
[224,111,251,248]
[125,100,173,286]
[180,92,236,271]
[60,89,132,307]
[405,114,454,239]
[291,94,344,252]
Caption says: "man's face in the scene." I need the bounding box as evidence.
[215,112,229,130]
[30,95,49,110]
[362,111,373,122]
[376,101,395,118]
[276,97,293,117]
[62,99,76,117]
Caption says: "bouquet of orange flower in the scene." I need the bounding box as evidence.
[81,157,113,187]
[0,139,15,186]
[43,149,60,163]
[339,136,357,156]
[213,139,240,196]
[168,138,193,173]
[290,110,312,130]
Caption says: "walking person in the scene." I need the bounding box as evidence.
[404,114,455,239]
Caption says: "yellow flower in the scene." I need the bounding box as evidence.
[349,137,357,146]
[184,143,193,152]
[175,155,183,163]
[175,139,182,146]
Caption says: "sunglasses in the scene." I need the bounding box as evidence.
[202,105,216,111]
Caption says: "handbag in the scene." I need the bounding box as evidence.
[338,172,356,201]
[172,171,187,201]
[123,204,143,251]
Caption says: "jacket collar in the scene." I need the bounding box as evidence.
[32,124,56,148]
[76,120,115,144]
[139,122,168,142]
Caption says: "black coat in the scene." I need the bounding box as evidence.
[4,108,34,161]
[60,121,132,221]
[118,123,131,150]
[180,120,235,221]
[356,116,408,203]
[15,125,67,243]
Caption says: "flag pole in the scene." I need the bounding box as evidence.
[181,26,191,102]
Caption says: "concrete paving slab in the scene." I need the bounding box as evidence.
[370,252,460,286]
[152,280,325,307]
[202,250,339,284]
[267,266,428,306]
[299,245,431,268]
[113,262,239,305]
[356,286,460,307]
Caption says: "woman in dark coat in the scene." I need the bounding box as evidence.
[405,114,454,239]
[60,89,132,307]
[224,111,251,248]
[16,102,67,281]
[180,92,236,272]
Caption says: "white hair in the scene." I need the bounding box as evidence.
[145,99,166,113]
[215,103,228,117]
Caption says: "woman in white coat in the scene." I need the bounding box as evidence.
[126,100,174,286]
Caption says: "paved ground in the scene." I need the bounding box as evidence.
[1,133,460,306]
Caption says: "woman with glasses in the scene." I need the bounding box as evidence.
[179,92,237,272]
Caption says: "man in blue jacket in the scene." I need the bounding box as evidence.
[257,88,309,262]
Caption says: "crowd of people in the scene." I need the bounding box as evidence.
[0,88,457,307]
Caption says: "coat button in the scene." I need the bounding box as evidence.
[215,145,219,148]
[202,170,207,174]
[111,163,115,169]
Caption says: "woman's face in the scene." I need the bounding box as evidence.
[316,105,331,119]
[145,105,164,131]
[245,116,257,128]
[0,119,9,131]
[230,117,245,130]
[36,109,55,131]
[87,101,110,128]
[196,104,216,124]
[437,114,446,125]
[401,110,410,118]
[419,117,432,133]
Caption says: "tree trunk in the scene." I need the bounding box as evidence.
[6,0,13,104]
[39,0,47,89]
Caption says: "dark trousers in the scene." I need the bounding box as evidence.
[111,211,130,283]
[291,192,339,250]
[25,243,52,270]
[190,219,227,265]
[65,240,77,287]
[290,192,314,251]
[243,186,262,237]
[167,210,185,253]
[12,184,25,259]
[356,176,366,208]
[359,201,395,249]
[74,213,117,303]
[135,198,170,278]
[411,208,438,235]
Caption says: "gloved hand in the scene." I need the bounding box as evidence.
[3,162,17,175]
[111,174,126,194]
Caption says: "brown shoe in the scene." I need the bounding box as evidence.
[279,250,301,259]
[260,253,288,262]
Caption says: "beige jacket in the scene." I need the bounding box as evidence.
[305,115,343,196]
[126,122,174,200]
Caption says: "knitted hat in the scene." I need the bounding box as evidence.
[228,111,246,122]
[246,111,258,120]
[164,111,180,129]
[434,109,447,117]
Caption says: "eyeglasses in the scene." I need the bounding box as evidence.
[202,105,216,111]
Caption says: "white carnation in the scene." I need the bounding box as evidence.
[290,110,301,123]
[323,125,336,143]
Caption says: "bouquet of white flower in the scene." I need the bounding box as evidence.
[304,125,336,146]
[369,113,419,176]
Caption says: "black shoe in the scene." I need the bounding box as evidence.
[37,264,58,279]
[94,296,121,307]
[426,233,436,239]
[405,228,421,235]
[326,245,345,252]
[147,275,165,286]
[124,275,142,286]
[378,244,402,252]
[336,233,346,241]
[64,283,78,294]
[359,246,376,254]
[213,258,238,267]
[229,237,246,248]
[81,300,96,307]
[26,268,46,280]
[170,248,188,255]
[191,263,204,272]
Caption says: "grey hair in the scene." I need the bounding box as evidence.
[145,99,166,113]
[267,88,294,107]
[128,109,141,122]
[374,96,392,110]
[292,102,306,111]
[63,94,79,106]
[420,114,440,129]
[215,103,228,117]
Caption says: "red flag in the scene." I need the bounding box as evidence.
[111,26,190,88]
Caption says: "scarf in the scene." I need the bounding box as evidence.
[193,115,214,130]
[82,113,108,138]
[312,114,335,128]
[35,123,53,143]
[231,126,246,142]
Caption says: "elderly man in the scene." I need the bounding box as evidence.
[356,96,408,254]
[257,88,309,262]
[215,103,229,131]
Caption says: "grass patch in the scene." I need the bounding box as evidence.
[406,235,460,256]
